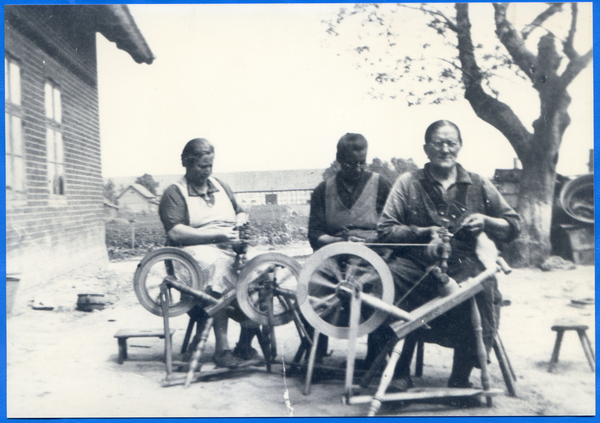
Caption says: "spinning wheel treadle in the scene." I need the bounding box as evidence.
[237,253,304,326]
[298,242,394,339]
[134,247,203,317]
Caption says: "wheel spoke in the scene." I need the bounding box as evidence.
[324,258,345,283]
[309,292,336,308]
[315,297,342,318]
[309,273,338,290]
[329,303,344,326]
[344,256,364,282]
[248,286,262,294]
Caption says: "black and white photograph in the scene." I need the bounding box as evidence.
[5,2,595,417]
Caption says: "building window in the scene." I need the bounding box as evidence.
[5,56,25,194]
[45,80,65,195]
[265,193,278,205]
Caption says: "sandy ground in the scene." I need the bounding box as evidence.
[7,244,596,418]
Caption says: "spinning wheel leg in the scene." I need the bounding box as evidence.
[493,333,517,397]
[184,317,214,389]
[471,297,493,407]
[367,340,403,416]
[345,292,362,399]
[304,329,321,395]
[160,285,173,378]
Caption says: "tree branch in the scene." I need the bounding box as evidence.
[456,3,531,159]
[563,3,579,60]
[400,4,458,32]
[521,3,564,40]
[493,3,538,83]
[560,48,593,88]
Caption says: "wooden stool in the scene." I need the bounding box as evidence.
[548,324,595,372]
[114,328,176,364]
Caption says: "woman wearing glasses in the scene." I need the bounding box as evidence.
[305,133,394,370]
[377,120,521,404]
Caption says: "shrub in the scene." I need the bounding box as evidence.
[105,205,309,261]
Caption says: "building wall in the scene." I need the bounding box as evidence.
[5,7,108,294]
[117,187,157,214]
[237,190,312,207]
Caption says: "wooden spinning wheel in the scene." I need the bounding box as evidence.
[298,242,396,340]
[236,253,305,327]
[133,247,203,317]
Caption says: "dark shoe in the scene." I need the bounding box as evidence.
[447,396,483,408]
[233,344,259,361]
[214,350,243,369]
[448,379,474,389]
[387,376,414,393]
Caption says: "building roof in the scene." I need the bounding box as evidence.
[117,183,157,200]
[89,5,154,65]
[5,5,153,65]
[103,202,119,210]
[215,169,326,193]
[106,169,327,196]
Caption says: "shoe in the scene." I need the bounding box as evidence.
[233,344,259,361]
[214,350,243,369]
[448,379,474,389]
[387,376,414,393]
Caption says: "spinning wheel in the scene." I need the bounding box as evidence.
[236,253,304,327]
[133,247,203,317]
[298,242,395,339]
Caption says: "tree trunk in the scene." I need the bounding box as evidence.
[506,127,560,267]
[507,163,553,267]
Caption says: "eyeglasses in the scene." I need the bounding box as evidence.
[341,162,367,170]
[428,140,460,150]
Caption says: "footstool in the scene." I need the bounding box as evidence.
[114,328,176,364]
[548,323,595,372]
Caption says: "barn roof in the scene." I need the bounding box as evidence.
[108,169,327,196]
[215,169,325,192]
[117,183,157,200]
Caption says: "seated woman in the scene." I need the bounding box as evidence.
[159,138,258,368]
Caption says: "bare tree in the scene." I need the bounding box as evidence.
[326,3,592,266]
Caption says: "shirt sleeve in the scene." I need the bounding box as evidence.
[481,176,522,243]
[377,173,424,243]
[376,175,392,215]
[308,181,328,250]
[159,185,188,234]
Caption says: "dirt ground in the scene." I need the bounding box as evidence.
[6,243,596,417]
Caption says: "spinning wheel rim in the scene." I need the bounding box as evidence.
[133,247,203,317]
[236,253,304,326]
[298,242,394,339]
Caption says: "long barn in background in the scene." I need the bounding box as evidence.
[5,5,153,311]
[109,168,326,215]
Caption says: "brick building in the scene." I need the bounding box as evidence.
[5,6,153,298]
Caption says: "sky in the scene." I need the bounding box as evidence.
[96,3,594,180]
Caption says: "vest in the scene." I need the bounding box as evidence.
[174,177,236,230]
[325,173,380,239]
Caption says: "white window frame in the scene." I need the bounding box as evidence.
[45,80,65,196]
[5,56,26,196]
